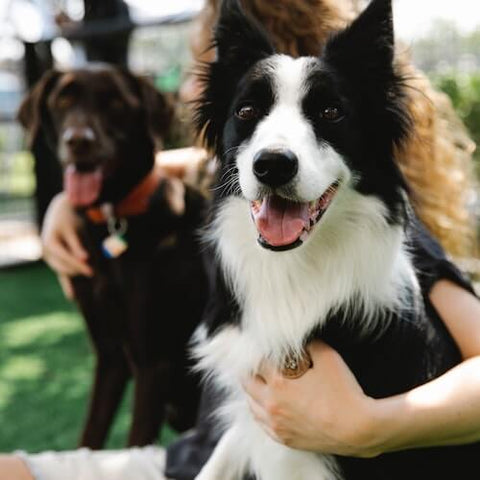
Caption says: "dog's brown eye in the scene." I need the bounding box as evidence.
[235,104,260,121]
[57,95,75,110]
[320,106,343,122]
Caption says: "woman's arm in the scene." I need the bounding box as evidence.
[372,279,480,453]
[430,279,480,359]
[244,280,480,457]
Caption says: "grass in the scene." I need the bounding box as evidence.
[0,150,35,197]
[0,263,177,453]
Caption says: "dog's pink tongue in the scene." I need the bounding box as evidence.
[64,165,103,207]
[255,196,309,247]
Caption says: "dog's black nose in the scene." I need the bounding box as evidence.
[253,148,298,187]
[63,126,96,153]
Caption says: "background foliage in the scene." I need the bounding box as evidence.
[434,72,480,168]
[411,21,480,170]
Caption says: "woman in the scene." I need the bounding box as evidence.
[5,0,479,479]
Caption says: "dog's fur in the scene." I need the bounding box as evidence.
[192,1,479,479]
[19,65,207,448]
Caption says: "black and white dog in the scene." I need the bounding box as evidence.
[192,0,479,479]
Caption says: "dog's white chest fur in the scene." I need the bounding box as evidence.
[200,195,414,368]
[194,196,417,480]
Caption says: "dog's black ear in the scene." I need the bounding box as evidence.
[195,0,274,151]
[135,76,174,150]
[324,0,410,146]
[17,70,61,148]
[324,0,394,90]
[214,0,274,69]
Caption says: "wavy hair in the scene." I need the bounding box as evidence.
[192,0,477,257]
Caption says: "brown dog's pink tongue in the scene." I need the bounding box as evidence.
[64,165,103,207]
[255,196,309,247]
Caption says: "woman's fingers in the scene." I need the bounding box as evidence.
[64,230,89,262]
[246,396,282,443]
[41,192,92,277]
[243,373,270,404]
[247,395,268,424]
[62,234,93,276]
[46,252,79,277]
[58,275,75,300]
[256,359,280,384]
[44,239,92,277]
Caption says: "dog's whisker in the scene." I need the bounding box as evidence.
[210,165,241,195]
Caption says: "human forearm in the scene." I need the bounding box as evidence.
[372,356,480,454]
[244,282,480,458]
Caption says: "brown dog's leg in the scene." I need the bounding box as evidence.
[127,361,171,446]
[80,352,130,449]
[122,264,172,447]
[73,276,131,449]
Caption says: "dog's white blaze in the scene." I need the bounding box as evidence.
[237,55,349,202]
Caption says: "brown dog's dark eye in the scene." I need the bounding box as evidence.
[57,95,75,110]
[235,104,260,121]
[320,106,343,122]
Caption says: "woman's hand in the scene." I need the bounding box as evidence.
[42,193,93,298]
[244,281,480,457]
[243,341,381,457]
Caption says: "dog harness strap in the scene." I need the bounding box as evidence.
[85,168,164,223]
[115,169,163,217]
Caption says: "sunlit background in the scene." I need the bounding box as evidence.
[0,0,479,454]
[2,0,478,265]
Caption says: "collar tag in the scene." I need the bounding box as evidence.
[100,203,129,258]
[102,234,128,259]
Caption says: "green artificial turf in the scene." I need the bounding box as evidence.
[0,263,177,453]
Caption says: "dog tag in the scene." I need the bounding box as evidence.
[101,204,128,258]
[102,234,128,258]
[281,350,313,379]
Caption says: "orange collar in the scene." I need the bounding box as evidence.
[86,167,164,224]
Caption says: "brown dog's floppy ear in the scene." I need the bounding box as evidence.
[17,70,61,148]
[135,76,174,149]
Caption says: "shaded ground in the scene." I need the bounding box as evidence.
[0,263,176,453]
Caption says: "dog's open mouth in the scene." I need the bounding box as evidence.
[64,164,103,208]
[250,181,339,251]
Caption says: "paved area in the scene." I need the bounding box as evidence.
[0,220,41,267]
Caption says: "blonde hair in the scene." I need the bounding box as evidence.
[194,0,354,57]
[395,59,477,257]
[193,0,477,257]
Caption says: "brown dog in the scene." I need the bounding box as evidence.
[18,65,208,448]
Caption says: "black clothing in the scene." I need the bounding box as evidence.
[165,220,477,480]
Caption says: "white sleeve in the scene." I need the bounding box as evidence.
[15,446,168,480]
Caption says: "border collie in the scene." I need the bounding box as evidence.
[192,0,479,479]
